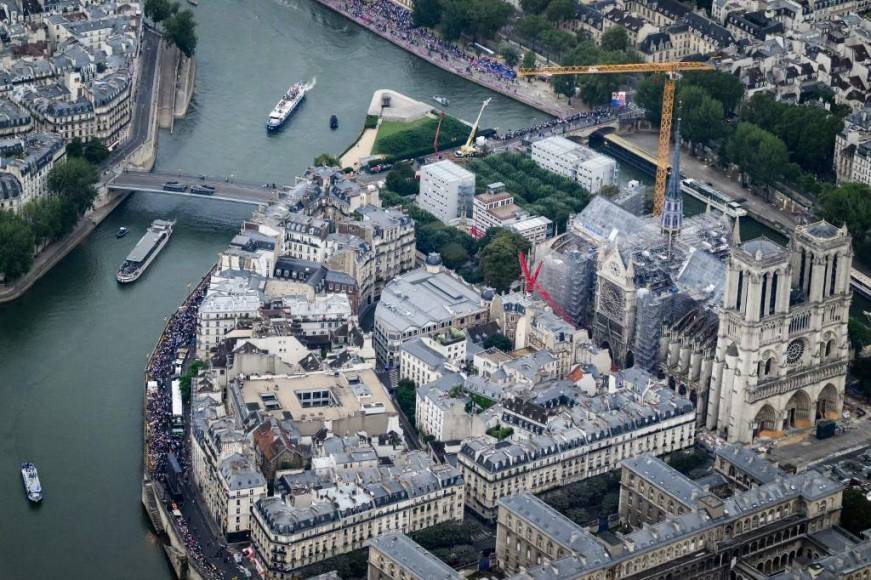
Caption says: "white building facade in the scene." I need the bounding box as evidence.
[418,160,475,224]
[530,136,617,194]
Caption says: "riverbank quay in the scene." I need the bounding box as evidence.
[0,27,164,303]
[0,190,132,304]
[141,266,231,580]
[310,0,574,117]
[619,131,802,237]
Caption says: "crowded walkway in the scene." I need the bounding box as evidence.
[318,0,577,116]
[144,273,222,579]
[495,106,617,140]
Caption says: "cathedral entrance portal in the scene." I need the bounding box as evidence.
[816,384,839,420]
[753,405,778,439]
[784,390,812,430]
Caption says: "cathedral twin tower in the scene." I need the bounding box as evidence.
[706,221,853,443]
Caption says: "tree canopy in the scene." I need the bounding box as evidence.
[600,26,629,52]
[313,153,340,167]
[679,85,725,148]
[385,162,418,196]
[636,70,743,129]
[466,152,591,230]
[842,488,871,536]
[163,8,197,57]
[0,157,100,282]
[440,0,513,41]
[144,0,177,22]
[0,212,35,280]
[740,93,844,179]
[48,157,100,215]
[479,229,531,292]
[544,0,575,22]
[818,182,871,258]
[501,44,520,67]
[725,122,790,189]
[520,0,551,14]
[555,38,640,106]
[67,137,110,165]
[413,0,442,28]
[483,332,513,351]
[521,49,537,69]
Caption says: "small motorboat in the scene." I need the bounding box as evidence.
[21,462,43,503]
[187,0,198,5]
[433,96,449,106]
[116,227,129,239]
[330,115,338,130]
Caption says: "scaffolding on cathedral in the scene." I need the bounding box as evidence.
[535,194,735,371]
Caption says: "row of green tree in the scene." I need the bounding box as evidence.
[413,0,514,42]
[636,73,845,187]
[512,0,581,63]
[634,72,871,263]
[0,157,100,281]
[144,0,198,57]
[465,151,591,230]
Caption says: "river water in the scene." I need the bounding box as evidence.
[0,1,545,578]
[1,1,866,578]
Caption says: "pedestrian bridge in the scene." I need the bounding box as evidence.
[108,171,281,205]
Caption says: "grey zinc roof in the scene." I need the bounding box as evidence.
[814,538,871,576]
[375,267,485,334]
[219,453,266,490]
[739,236,788,261]
[355,204,413,230]
[620,456,704,507]
[0,98,30,129]
[804,221,840,240]
[514,555,594,579]
[715,444,781,484]
[400,337,447,368]
[90,73,129,106]
[499,494,611,566]
[0,173,21,200]
[460,384,694,473]
[368,533,459,579]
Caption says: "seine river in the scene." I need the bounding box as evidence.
[1,1,866,578]
[0,0,544,578]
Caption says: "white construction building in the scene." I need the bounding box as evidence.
[530,136,617,194]
[418,160,475,224]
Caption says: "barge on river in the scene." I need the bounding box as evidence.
[116,219,174,283]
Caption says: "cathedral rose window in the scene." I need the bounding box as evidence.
[786,339,804,365]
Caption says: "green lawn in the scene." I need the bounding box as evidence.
[372,114,469,160]
[375,116,432,141]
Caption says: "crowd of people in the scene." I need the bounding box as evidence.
[343,0,518,86]
[144,276,221,578]
[495,106,618,140]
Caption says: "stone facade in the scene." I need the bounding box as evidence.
[706,222,852,443]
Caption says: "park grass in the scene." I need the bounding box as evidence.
[372,114,469,160]
[375,116,432,142]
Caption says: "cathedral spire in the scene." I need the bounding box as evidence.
[661,117,683,254]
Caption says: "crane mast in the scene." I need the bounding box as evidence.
[516,61,714,215]
[456,97,492,158]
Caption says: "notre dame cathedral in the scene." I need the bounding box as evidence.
[705,222,853,443]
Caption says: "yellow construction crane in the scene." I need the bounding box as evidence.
[455,97,492,158]
[517,61,714,215]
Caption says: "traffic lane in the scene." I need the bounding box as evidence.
[113,174,281,198]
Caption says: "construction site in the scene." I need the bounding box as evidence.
[533,192,734,371]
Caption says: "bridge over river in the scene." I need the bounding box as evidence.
[109,171,282,205]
